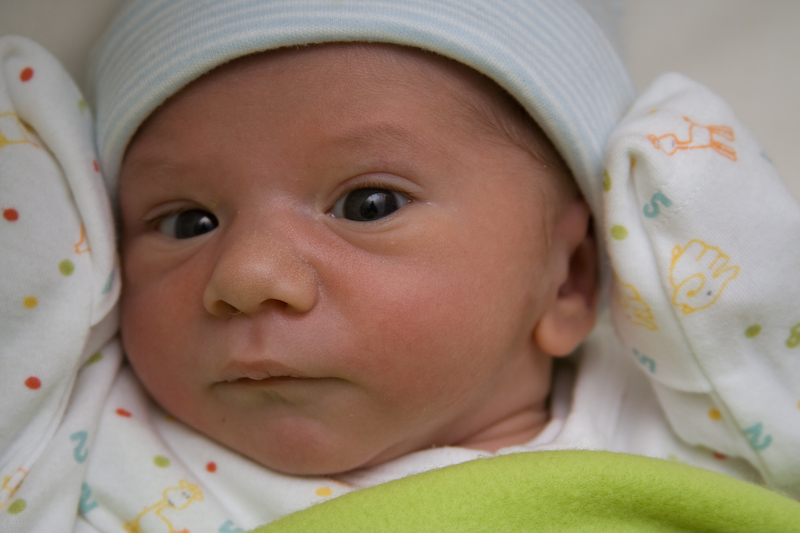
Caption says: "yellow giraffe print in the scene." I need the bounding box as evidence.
[124,480,203,533]
[0,113,39,150]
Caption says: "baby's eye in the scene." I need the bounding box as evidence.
[331,188,410,222]
[158,209,218,239]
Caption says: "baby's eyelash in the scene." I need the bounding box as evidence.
[339,180,416,201]
[142,209,182,229]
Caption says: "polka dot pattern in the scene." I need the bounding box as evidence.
[59,259,75,276]
[153,455,171,468]
[84,352,103,366]
[19,67,33,82]
[315,487,333,497]
[23,296,37,309]
[3,208,18,221]
[610,225,629,240]
[745,325,761,338]
[25,376,41,390]
[602,171,612,192]
[7,499,26,514]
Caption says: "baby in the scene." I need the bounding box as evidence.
[117,41,595,477]
[2,0,800,530]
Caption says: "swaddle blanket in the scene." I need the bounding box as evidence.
[2,36,800,532]
[259,451,800,532]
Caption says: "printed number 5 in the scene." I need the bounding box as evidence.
[643,191,672,218]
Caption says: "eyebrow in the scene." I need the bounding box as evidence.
[328,121,432,152]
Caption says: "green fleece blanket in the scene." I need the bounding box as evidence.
[253,451,800,532]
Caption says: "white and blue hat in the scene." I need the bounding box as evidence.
[90,0,635,216]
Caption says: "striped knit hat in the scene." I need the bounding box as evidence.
[89,0,635,216]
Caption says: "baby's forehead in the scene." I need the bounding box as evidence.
[135,43,529,150]
[214,43,517,119]
[125,42,572,199]
[213,43,553,155]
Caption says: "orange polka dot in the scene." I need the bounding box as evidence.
[93,160,99,172]
[25,377,41,390]
[708,409,722,421]
[315,487,333,497]
[206,462,217,473]
[713,452,727,460]
[3,208,18,221]
[20,67,34,82]
[116,408,132,417]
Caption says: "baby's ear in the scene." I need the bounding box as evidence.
[534,200,598,357]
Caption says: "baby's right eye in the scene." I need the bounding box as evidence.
[158,209,218,239]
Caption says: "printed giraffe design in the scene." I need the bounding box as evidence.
[124,480,203,533]
[670,239,739,315]
[648,116,736,161]
[615,278,658,331]
[75,224,90,254]
[0,468,27,510]
[0,112,39,150]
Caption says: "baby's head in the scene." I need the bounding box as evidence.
[92,0,634,476]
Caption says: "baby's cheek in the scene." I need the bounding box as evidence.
[120,287,195,407]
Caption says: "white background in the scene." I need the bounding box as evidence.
[1,0,798,200]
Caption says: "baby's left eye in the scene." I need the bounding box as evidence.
[158,209,218,239]
[330,188,410,222]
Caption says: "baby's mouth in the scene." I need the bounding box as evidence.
[225,375,307,384]
[219,360,312,384]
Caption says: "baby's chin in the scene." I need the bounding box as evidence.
[193,418,422,478]
[239,443,408,478]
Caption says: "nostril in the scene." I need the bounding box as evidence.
[208,300,241,317]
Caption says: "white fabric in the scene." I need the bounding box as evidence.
[2,37,798,532]
[603,73,800,495]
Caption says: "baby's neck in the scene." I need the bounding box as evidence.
[457,402,550,453]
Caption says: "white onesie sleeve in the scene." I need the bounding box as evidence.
[0,35,121,531]
[602,72,800,497]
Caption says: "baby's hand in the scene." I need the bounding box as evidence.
[669,239,739,315]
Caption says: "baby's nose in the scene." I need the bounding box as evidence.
[202,222,318,317]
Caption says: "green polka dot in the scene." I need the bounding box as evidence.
[610,225,629,240]
[745,325,762,338]
[78,98,88,112]
[85,352,103,366]
[153,455,171,468]
[602,171,612,192]
[8,499,26,514]
[59,259,75,276]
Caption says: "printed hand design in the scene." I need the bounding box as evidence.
[670,240,739,314]
[615,278,658,331]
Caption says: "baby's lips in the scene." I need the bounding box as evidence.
[218,359,312,383]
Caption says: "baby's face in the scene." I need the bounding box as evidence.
[118,44,593,475]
